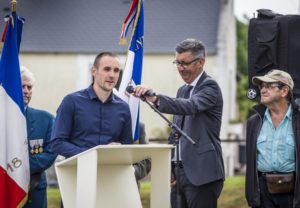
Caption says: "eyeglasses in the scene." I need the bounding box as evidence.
[172,58,201,68]
[258,82,284,90]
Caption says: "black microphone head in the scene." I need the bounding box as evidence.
[126,85,134,94]
[145,90,156,97]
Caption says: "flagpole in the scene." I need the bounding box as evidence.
[11,0,17,13]
[0,1,30,206]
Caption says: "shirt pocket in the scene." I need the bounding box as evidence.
[257,135,268,153]
[285,133,295,160]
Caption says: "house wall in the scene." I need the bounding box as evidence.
[213,0,237,140]
[20,54,79,114]
[216,0,238,176]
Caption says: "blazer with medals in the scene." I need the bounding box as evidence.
[158,72,225,186]
[26,107,57,189]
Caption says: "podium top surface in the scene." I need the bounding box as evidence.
[55,144,173,167]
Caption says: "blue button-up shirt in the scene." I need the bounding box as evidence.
[257,104,295,172]
[51,85,133,158]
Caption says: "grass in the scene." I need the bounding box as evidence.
[47,188,61,208]
[48,176,248,208]
[218,176,248,208]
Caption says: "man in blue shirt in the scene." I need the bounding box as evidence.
[246,69,300,208]
[51,52,133,158]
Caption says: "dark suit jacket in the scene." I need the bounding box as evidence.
[158,72,224,186]
[26,107,57,189]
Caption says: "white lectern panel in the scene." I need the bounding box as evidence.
[55,144,173,208]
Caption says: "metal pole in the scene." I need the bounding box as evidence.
[11,0,17,13]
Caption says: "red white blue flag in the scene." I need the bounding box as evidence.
[119,0,144,141]
[0,13,29,207]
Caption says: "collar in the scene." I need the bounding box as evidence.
[189,71,204,88]
[286,104,293,120]
[87,85,115,103]
[253,101,300,120]
[264,104,293,122]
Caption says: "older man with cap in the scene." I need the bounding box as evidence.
[245,69,300,208]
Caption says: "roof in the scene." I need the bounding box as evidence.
[0,0,221,54]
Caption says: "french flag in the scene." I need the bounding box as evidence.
[0,13,29,207]
[119,0,144,141]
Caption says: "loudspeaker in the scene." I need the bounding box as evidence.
[247,9,300,99]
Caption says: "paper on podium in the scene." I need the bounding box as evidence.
[55,144,173,208]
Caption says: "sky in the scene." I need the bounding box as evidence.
[234,0,299,21]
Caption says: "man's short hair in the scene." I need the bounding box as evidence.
[93,52,118,68]
[175,38,206,59]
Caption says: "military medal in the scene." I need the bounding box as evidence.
[29,139,44,154]
[34,145,39,154]
[39,147,43,153]
[29,140,36,154]
[37,139,44,153]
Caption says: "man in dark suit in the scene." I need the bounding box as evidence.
[21,66,57,208]
[133,38,224,208]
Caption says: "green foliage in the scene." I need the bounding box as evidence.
[48,176,249,208]
[236,18,257,121]
[219,176,248,208]
[140,182,151,207]
[47,188,61,208]
[141,177,249,208]
[236,20,249,76]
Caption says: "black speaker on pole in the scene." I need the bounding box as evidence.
[247,9,300,99]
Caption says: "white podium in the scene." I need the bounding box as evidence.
[55,144,173,208]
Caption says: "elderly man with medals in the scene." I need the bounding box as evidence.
[21,66,57,208]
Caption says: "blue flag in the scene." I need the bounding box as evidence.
[0,13,25,112]
[0,13,29,207]
[119,0,144,141]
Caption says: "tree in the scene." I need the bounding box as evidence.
[236,20,248,76]
[236,18,256,121]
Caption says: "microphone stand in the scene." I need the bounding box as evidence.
[140,97,195,208]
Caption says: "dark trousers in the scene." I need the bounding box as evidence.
[171,167,223,208]
[23,188,47,208]
[253,175,294,208]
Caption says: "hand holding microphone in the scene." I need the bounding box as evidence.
[126,85,158,103]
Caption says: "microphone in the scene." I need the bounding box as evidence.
[126,85,156,97]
